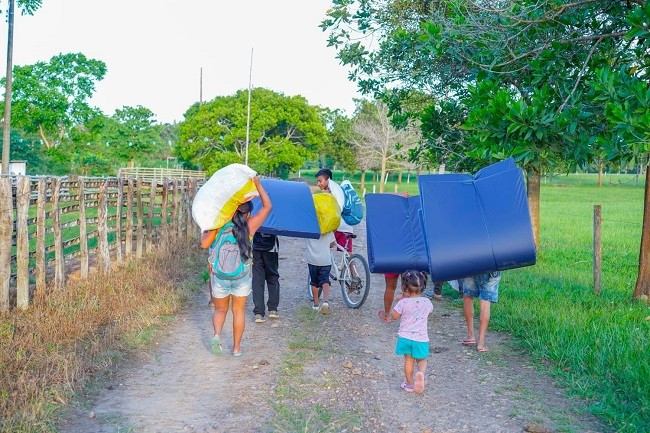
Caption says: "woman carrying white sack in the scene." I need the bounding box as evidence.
[198,168,272,357]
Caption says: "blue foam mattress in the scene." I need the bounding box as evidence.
[250,178,320,239]
[365,194,429,273]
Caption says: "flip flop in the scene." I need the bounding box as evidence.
[233,350,244,357]
[377,310,392,323]
[400,382,414,393]
[461,338,476,346]
[477,346,489,353]
[413,372,425,394]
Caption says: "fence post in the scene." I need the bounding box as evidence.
[147,180,155,252]
[15,177,30,309]
[135,178,144,259]
[98,181,111,272]
[35,178,46,293]
[593,204,602,295]
[125,177,134,257]
[79,178,89,278]
[171,179,178,241]
[52,178,64,290]
[161,178,169,250]
[115,178,124,264]
[0,178,12,311]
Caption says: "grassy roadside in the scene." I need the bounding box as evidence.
[0,241,201,433]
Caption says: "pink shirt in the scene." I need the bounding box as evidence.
[393,297,433,342]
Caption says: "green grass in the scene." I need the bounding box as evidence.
[493,182,649,432]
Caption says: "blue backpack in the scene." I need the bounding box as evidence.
[209,222,248,280]
[340,180,364,225]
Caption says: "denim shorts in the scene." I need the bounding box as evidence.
[308,264,331,288]
[211,269,252,299]
[460,271,501,303]
[395,337,429,359]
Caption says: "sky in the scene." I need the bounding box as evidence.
[0,0,362,124]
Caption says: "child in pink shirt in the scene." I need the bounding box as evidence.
[392,270,433,393]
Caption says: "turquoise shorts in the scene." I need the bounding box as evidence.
[395,337,429,359]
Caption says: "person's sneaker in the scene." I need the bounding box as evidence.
[254,314,265,323]
[312,304,320,311]
[268,310,279,319]
[211,335,223,355]
[320,302,330,315]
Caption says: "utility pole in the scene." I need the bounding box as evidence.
[245,48,253,166]
[199,67,203,104]
[1,0,15,175]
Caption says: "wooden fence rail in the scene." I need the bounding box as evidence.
[0,176,201,311]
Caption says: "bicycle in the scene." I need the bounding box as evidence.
[306,233,371,309]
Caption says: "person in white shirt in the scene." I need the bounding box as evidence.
[306,231,335,314]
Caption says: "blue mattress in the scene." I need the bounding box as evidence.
[250,178,320,239]
[418,158,536,281]
[365,194,429,273]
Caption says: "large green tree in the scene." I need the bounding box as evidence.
[2,52,107,148]
[323,0,650,298]
[176,88,328,178]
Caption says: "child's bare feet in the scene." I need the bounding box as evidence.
[414,372,425,394]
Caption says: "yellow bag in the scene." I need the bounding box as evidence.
[313,193,341,234]
[192,164,258,232]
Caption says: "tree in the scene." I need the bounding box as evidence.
[176,88,328,178]
[350,100,420,193]
[323,1,650,297]
[2,52,107,148]
[1,0,43,174]
[320,108,357,172]
[103,105,162,167]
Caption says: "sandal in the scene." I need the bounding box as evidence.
[233,350,244,357]
[400,382,414,393]
[377,310,392,323]
[461,338,476,346]
[477,346,489,353]
[211,336,223,355]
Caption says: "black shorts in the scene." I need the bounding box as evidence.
[308,264,331,288]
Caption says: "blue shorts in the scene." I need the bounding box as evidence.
[460,271,501,303]
[395,337,429,359]
[308,264,331,288]
[211,270,252,299]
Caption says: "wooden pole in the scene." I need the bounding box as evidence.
[0,178,12,311]
[125,177,134,257]
[35,178,46,293]
[52,178,64,290]
[79,178,89,278]
[147,181,155,252]
[15,176,30,309]
[115,178,124,264]
[98,181,111,272]
[135,178,144,259]
[593,204,602,295]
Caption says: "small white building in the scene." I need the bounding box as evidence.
[0,160,27,175]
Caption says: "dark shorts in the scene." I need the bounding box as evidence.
[308,264,331,288]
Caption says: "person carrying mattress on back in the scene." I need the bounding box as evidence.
[200,176,272,357]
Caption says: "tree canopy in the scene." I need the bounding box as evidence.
[176,88,329,178]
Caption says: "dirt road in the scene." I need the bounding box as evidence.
[59,222,606,433]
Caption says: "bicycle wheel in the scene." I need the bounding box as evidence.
[340,254,370,309]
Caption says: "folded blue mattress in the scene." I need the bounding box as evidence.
[365,194,429,273]
[418,158,536,281]
[250,178,320,239]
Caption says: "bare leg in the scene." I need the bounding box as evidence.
[311,285,320,306]
[212,295,230,337]
[403,355,415,386]
[414,358,427,393]
[231,295,248,354]
[477,299,491,351]
[463,295,476,341]
[322,282,331,302]
[383,275,398,318]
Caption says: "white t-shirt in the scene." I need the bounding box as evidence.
[306,232,335,266]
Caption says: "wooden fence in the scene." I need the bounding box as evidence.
[0,176,201,311]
